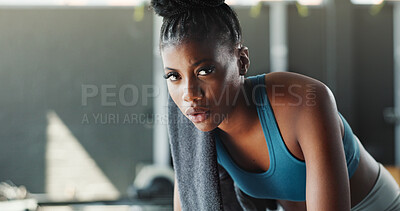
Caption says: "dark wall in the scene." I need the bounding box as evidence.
[353,5,394,164]
[287,2,395,164]
[236,5,270,75]
[288,6,327,82]
[0,8,154,193]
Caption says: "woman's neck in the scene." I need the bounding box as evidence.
[217,78,258,139]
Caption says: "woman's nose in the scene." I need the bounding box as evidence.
[182,86,203,102]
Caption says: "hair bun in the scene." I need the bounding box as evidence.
[151,0,225,18]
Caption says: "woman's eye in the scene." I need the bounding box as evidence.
[198,66,215,76]
[163,72,181,81]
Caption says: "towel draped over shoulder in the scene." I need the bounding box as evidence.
[167,93,278,210]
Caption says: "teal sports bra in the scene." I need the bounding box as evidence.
[215,73,360,201]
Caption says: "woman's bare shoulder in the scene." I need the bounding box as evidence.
[262,72,344,163]
[264,71,325,88]
[262,72,332,109]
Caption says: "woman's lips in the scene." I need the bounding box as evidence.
[188,111,210,123]
[185,107,210,123]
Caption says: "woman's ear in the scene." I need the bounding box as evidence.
[237,45,250,76]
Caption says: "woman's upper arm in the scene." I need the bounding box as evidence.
[295,82,351,211]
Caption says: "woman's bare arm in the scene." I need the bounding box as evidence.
[296,82,351,211]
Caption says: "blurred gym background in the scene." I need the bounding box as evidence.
[0,0,399,210]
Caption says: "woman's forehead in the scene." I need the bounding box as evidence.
[162,40,233,60]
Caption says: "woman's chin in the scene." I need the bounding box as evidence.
[191,121,219,132]
[195,126,214,132]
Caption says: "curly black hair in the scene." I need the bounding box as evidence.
[150,0,242,51]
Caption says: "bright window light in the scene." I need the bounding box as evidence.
[225,0,258,5]
[297,0,324,5]
[350,0,384,5]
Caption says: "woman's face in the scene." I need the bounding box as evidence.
[161,40,244,132]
